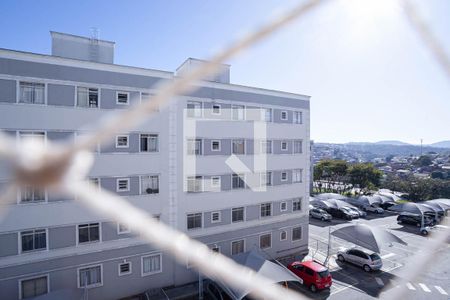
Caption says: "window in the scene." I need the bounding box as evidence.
[293,169,303,183]
[20,276,48,299]
[281,141,288,151]
[78,223,100,244]
[232,139,245,154]
[142,254,162,276]
[20,186,46,203]
[210,176,221,191]
[19,82,45,104]
[211,140,221,151]
[187,139,202,155]
[260,172,272,187]
[141,175,159,194]
[293,111,303,124]
[20,229,47,252]
[117,223,130,234]
[281,172,288,182]
[293,198,302,211]
[211,245,220,253]
[187,176,203,193]
[280,202,287,212]
[305,267,314,276]
[19,131,45,145]
[292,227,302,241]
[140,134,158,152]
[280,230,287,241]
[116,92,129,105]
[232,173,245,189]
[118,262,132,276]
[116,178,130,192]
[232,105,245,120]
[232,207,245,223]
[78,265,102,288]
[260,203,272,218]
[187,213,202,230]
[116,135,129,148]
[281,111,288,120]
[187,101,202,117]
[231,240,245,255]
[262,108,272,122]
[260,140,272,154]
[293,140,303,154]
[77,87,98,108]
[211,211,221,223]
[212,104,221,115]
[259,233,271,249]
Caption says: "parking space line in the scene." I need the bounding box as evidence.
[381,253,396,259]
[418,283,431,292]
[406,282,416,290]
[434,286,448,295]
[375,277,384,286]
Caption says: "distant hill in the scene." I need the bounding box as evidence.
[375,140,411,146]
[430,141,450,148]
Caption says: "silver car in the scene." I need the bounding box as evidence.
[309,208,332,221]
[337,248,382,272]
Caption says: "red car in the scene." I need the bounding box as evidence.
[287,260,332,292]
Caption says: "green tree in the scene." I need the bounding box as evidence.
[348,163,382,194]
[414,155,432,167]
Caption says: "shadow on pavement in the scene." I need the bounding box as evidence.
[309,217,350,228]
[288,281,331,300]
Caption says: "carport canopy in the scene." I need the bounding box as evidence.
[210,250,302,300]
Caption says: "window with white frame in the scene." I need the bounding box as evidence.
[77,87,98,108]
[187,176,203,193]
[20,276,48,299]
[292,169,303,183]
[210,176,221,190]
[259,233,271,249]
[116,178,130,192]
[280,230,287,241]
[280,202,287,212]
[19,82,45,104]
[117,223,130,234]
[281,172,288,182]
[187,139,202,155]
[293,111,303,124]
[260,172,272,187]
[281,141,288,151]
[232,173,245,189]
[116,92,129,105]
[293,197,302,212]
[140,134,158,152]
[20,229,47,252]
[232,207,244,223]
[260,140,272,154]
[293,140,303,154]
[116,135,129,148]
[232,139,245,154]
[211,211,221,223]
[20,186,46,203]
[141,175,159,194]
[212,103,221,115]
[260,203,272,218]
[19,131,45,145]
[211,140,221,151]
[292,226,302,241]
[142,254,162,276]
[187,213,202,230]
[78,223,100,244]
[118,262,132,276]
[187,101,202,117]
[281,111,288,120]
[231,240,245,255]
[79,265,102,288]
[262,108,272,122]
[232,105,245,120]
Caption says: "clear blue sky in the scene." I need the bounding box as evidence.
[1,0,449,144]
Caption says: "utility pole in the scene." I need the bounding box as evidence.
[420,138,423,156]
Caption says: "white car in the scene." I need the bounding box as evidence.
[362,204,384,214]
[337,248,382,272]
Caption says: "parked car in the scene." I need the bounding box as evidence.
[397,213,435,227]
[380,202,395,210]
[204,279,232,300]
[337,248,382,272]
[309,208,332,221]
[340,207,360,219]
[326,207,357,220]
[288,260,332,292]
[362,204,384,214]
[347,207,367,218]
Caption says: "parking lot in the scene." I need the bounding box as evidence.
[304,213,450,300]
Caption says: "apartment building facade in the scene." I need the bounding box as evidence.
[0,32,310,300]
